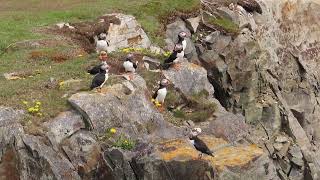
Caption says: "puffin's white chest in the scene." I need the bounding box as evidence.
[123,61,135,72]
[176,51,185,59]
[156,88,167,103]
[182,39,187,50]
[96,40,108,52]
[189,140,195,145]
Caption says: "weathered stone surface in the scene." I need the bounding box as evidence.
[68,75,183,140]
[185,16,201,33]
[104,13,151,52]
[142,56,161,70]
[44,111,85,144]
[163,62,214,97]
[208,112,248,143]
[133,135,266,179]
[19,135,80,180]
[62,130,101,178]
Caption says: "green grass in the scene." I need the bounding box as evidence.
[0,0,199,126]
[203,12,239,34]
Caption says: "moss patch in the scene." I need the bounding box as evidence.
[203,12,239,34]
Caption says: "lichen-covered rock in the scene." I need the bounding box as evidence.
[133,135,268,180]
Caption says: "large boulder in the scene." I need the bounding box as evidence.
[132,135,276,180]
[68,75,183,140]
[163,62,215,97]
[18,135,80,180]
[104,13,151,52]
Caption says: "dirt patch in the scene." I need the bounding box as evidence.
[29,48,86,63]
[49,15,121,53]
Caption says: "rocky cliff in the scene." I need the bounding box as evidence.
[1,0,320,179]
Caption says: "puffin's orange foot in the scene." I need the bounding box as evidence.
[129,74,134,80]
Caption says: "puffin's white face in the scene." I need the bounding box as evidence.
[190,128,202,136]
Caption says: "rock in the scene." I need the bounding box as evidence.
[68,75,183,140]
[210,34,232,54]
[273,143,283,151]
[277,142,290,158]
[149,45,163,54]
[44,111,85,145]
[102,149,137,180]
[133,135,266,179]
[0,107,24,159]
[288,167,304,180]
[104,13,151,52]
[208,112,248,143]
[163,62,214,97]
[142,56,161,69]
[19,135,80,180]
[3,73,22,80]
[217,6,238,23]
[275,135,289,143]
[204,31,221,44]
[185,16,201,33]
[288,145,303,159]
[62,131,102,178]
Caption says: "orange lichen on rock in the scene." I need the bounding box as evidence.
[157,136,264,172]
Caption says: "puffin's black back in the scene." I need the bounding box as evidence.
[90,70,106,89]
[88,64,102,75]
[162,50,181,70]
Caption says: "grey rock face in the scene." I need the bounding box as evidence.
[68,75,183,140]
[19,135,80,180]
[44,111,85,145]
[163,62,215,97]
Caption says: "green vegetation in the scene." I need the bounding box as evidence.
[0,0,199,123]
[113,135,136,150]
[203,12,239,34]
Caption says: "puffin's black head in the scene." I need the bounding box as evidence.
[98,33,107,40]
[125,53,134,61]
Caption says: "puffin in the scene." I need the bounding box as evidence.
[96,33,109,53]
[177,31,187,58]
[189,128,214,158]
[90,63,109,91]
[152,79,169,106]
[123,53,138,73]
[237,0,262,14]
[162,44,183,70]
[87,51,108,75]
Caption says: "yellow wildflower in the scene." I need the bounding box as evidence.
[28,107,34,113]
[37,112,43,117]
[151,99,155,102]
[22,101,28,105]
[110,128,117,134]
[59,81,65,87]
[36,101,41,106]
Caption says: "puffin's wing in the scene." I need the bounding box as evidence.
[88,64,102,75]
[194,137,213,156]
[164,53,176,64]
[237,0,262,14]
[90,74,105,89]
[133,62,138,69]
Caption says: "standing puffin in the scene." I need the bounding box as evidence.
[87,51,109,75]
[123,53,138,73]
[162,44,183,70]
[90,63,109,92]
[96,33,109,53]
[152,79,169,107]
[189,128,214,158]
[177,31,187,58]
